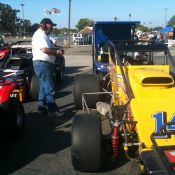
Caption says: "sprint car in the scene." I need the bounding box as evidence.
[0,36,11,68]
[0,69,25,138]
[92,21,140,75]
[30,43,66,100]
[2,40,36,102]
[71,26,175,174]
[0,40,65,101]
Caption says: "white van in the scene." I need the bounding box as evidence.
[72,33,77,42]
[72,33,84,44]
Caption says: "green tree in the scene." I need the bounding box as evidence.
[168,15,175,26]
[0,3,32,36]
[0,3,20,34]
[23,19,31,33]
[137,25,149,32]
[53,28,62,36]
[76,18,95,31]
[30,23,39,34]
[152,26,163,31]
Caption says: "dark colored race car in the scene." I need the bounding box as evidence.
[1,40,65,101]
[92,21,140,75]
[30,43,66,100]
[2,41,36,101]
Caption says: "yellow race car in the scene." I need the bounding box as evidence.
[72,38,175,174]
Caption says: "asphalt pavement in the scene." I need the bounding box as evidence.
[0,44,91,175]
[1,43,175,175]
[0,44,140,175]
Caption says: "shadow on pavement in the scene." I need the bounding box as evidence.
[64,65,91,75]
[0,103,75,175]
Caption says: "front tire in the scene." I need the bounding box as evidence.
[71,113,102,172]
[74,74,101,109]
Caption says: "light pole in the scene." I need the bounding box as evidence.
[165,8,168,27]
[129,13,131,21]
[68,0,71,47]
[149,21,152,31]
[20,3,25,37]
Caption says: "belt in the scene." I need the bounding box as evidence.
[33,60,41,63]
[33,60,50,64]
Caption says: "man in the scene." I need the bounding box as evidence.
[32,18,63,117]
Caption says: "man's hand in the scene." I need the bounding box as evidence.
[56,49,63,56]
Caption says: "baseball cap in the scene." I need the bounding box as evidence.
[40,18,56,26]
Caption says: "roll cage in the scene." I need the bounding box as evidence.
[92,21,140,74]
[107,40,175,100]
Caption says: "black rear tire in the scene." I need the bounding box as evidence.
[0,98,25,139]
[74,74,101,109]
[9,98,25,136]
[30,74,40,101]
[71,113,102,172]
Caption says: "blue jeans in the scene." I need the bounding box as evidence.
[33,61,57,112]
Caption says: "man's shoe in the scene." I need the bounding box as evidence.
[38,106,47,115]
[48,110,64,118]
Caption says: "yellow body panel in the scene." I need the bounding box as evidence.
[110,62,175,148]
[131,99,175,148]
[130,68,174,86]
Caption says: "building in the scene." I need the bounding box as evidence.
[77,26,93,45]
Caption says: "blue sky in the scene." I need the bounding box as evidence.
[1,0,175,29]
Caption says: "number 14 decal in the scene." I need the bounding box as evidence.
[152,112,175,132]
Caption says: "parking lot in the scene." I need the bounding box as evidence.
[1,43,175,175]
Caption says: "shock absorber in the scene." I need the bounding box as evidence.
[111,126,119,158]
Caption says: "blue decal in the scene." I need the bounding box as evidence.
[152,112,164,132]
[152,112,175,132]
[167,113,175,130]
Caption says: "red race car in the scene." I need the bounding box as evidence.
[0,69,25,139]
[0,36,11,68]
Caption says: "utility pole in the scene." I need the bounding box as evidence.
[149,21,152,31]
[68,0,71,47]
[20,3,25,37]
[165,8,168,27]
